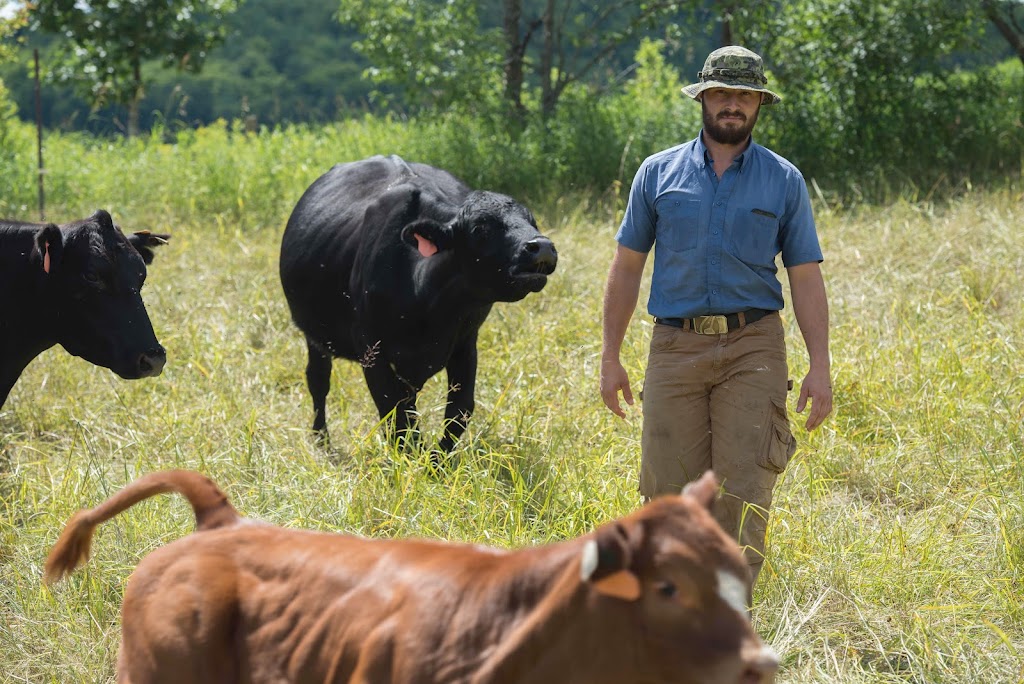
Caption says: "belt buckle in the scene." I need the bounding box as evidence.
[694,315,728,335]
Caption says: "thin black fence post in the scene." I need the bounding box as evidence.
[34,48,44,221]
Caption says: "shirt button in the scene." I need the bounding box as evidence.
[715,201,722,206]
[711,259,718,265]
[712,289,719,294]
[712,229,719,235]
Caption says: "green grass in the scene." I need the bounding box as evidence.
[1,144,1023,681]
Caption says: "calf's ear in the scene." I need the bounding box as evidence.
[126,231,171,265]
[401,219,452,258]
[33,224,64,275]
[681,470,720,511]
[580,522,641,601]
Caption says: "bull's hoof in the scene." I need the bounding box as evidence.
[312,427,330,448]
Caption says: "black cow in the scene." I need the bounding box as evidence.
[280,155,557,452]
[0,209,168,410]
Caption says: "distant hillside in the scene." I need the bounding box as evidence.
[1,0,375,134]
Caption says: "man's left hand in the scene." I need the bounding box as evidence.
[796,367,832,431]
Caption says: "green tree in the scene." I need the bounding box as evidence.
[29,0,243,136]
[738,0,988,184]
[982,0,1024,67]
[338,0,697,121]
[0,6,28,140]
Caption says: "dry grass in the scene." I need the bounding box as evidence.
[1,145,1022,681]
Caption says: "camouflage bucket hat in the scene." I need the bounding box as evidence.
[681,45,781,105]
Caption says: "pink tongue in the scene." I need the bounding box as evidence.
[415,233,437,257]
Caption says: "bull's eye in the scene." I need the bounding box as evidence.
[655,581,677,598]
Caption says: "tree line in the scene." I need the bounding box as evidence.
[0,0,1021,200]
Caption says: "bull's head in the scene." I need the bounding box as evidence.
[33,209,168,379]
[580,471,780,684]
[402,190,557,302]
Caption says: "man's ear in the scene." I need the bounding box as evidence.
[33,224,63,275]
[126,231,171,265]
[681,470,720,511]
[580,522,641,601]
[401,219,452,258]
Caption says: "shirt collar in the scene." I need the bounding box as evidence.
[697,130,754,171]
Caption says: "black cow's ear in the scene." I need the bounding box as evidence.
[580,522,641,601]
[401,219,451,258]
[91,209,115,231]
[126,231,171,265]
[33,224,64,275]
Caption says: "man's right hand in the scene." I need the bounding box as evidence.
[600,358,634,418]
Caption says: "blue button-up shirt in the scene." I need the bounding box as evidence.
[616,133,823,319]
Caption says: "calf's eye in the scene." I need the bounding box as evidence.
[655,581,677,598]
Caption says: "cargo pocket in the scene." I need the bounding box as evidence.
[757,396,797,473]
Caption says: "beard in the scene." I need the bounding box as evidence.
[702,100,760,146]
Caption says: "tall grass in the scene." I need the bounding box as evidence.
[0,120,1022,682]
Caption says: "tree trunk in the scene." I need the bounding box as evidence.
[720,2,736,47]
[128,59,142,138]
[982,1,1024,70]
[540,0,556,118]
[503,0,526,125]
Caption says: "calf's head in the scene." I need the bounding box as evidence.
[402,190,557,302]
[581,472,779,684]
[32,210,167,379]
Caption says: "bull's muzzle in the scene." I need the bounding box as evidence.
[136,346,166,378]
[521,237,557,275]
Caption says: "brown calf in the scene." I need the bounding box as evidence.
[45,470,779,684]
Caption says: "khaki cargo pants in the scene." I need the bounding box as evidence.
[640,312,796,582]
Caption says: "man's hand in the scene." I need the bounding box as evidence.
[796,366,832,431]
[600,359,634,419]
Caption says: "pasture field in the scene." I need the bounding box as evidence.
[1,141,1023,681]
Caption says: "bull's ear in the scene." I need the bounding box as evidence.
[126,231,170,265]
[580,522,641,601]
[33,224,64,275]
[91,209,115,231]
[401,219,452,258]
[681,470,720,511]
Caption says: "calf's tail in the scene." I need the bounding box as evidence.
[44,470,240,585]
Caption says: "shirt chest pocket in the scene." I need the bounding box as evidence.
[655,198,701,252]
[729,207,781,266]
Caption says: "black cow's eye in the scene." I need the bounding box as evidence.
[655,581,677,598]
[83,273,106,290]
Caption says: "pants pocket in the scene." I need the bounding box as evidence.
[757,396,797,473]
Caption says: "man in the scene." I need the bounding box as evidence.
[600,45,832,585]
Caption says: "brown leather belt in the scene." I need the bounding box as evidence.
[654,309,774,335]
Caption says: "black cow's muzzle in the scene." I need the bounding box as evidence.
[511,237,558,279]
[134,346,166,378]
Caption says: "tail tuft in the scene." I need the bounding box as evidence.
[41,470,241,585]
[43,510,97,585]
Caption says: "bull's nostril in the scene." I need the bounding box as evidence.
[525,242,540,253]
[138,349,166,377]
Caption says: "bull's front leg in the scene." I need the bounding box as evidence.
[304,337,333,439]
[438,337,478,453]
[362,362,421,449]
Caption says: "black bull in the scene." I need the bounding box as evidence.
[0,210,168,410]
[280,155,557,452]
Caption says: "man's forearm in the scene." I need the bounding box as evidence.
[788,262,830,370]
[602,246,647,359]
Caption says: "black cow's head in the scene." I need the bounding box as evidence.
[31,209,168,379]
[402,191,557,302]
